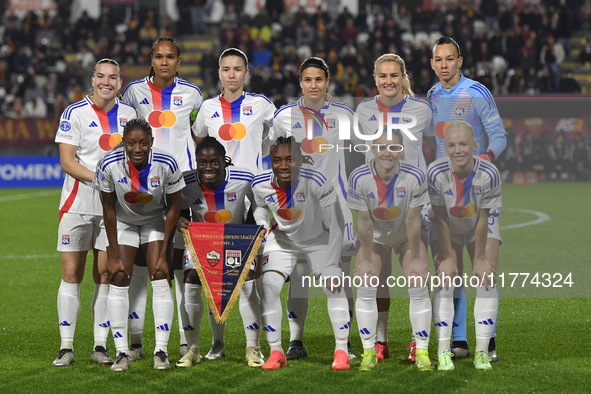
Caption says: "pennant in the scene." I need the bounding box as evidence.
[182,223,265,323]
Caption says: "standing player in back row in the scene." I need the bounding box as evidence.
[121,36,203,360]
[428,36,506,362]
[53,58,137,367]
[355,53,435,362]
[268,57,356,360]
[191,48,276,360]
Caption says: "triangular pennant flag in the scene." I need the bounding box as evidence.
[182,223,264,323]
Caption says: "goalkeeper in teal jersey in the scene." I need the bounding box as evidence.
[427,37,505,363]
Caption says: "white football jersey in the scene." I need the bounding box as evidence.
[121,76,203,172]
[355,95,434,173]
[427,156,502,235]
[192,92,276,173]
[348,162,428,245]
[55,97,137,216]
[181,166,254,224]
[270,98,352,201]
[252,165,337,242]
[96,146,185,225]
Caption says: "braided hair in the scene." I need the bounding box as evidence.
[148,36,181,79]
[196,136,234,167]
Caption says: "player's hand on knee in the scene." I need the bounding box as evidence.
[473,258,495,289]
[436,258,458,289]
[152,256,171,285]
[107,257,129,282]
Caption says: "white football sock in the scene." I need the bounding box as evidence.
[433,286,454,355]
[208,308,226,344]
[341,258,355,319]
[57,280,80,349]
[152,279,173,354]
[174,269,187,346]
[128,265,148,346]
[355,286,378,350]
[376,311,389,344]
[474,285,499,354]
[182,283,203,349]
[108,285,129,354]
[239,279,261,347]
[92,283,110,348]
[287,261,309,342]
[408,286,431,350]
[324,287,349,352]
[261,271,285,352]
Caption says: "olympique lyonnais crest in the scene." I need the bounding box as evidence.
[243,106,252,115]
[182,223,264,323]
[119,118,127,128]
[173,96,183,106]
[150,177,161,188]
[396,187,406,198]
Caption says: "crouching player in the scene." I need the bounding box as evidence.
[427,121,501,371]
[175,136,264,368]
[252,136,351,370]
[348,130,433,371]
[97,118,185,371]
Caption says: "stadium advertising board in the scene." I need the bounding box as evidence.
[0,156,64,188]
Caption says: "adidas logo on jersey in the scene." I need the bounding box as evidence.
[293,122,302,129]
[369,114,377,121]
[266,196,275,203]
[139,98,149,104]
[444,189,453,196]
[367,192,376,199]
[89,121,98,127]
[118,177,128,184]
[211,111,220,118]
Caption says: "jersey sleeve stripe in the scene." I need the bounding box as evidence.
[332,102,354,115]
[300,168,327,183]
[428,162,449,184]
[247,92,273,104]
[100,152,124,171]
[273,102,297,118]
[400,163,425,184]
[300,172,324,187]
[63,100,88,120]
[469,84,495,108]
[178,79,203,95]
[349,166,371,189]
[153,153,179,173]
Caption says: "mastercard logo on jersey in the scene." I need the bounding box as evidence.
[450,203,478,218]
[276,208,304,221]
[124,192,153,204]
[373,207,402,221]
[301,137,329,154]
[204,209,233,223]
[218,123,247,141]
[148,110,177,128]
[99,133,123,151]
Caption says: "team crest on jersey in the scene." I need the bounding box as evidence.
[173,96,183,106]
[295,192,306,202]
[61,235,70,245]
[262,255,269,266]
[150,177,161,187]
[396,187,407,197]
[60,121,71,132]
[454,105,466,116]
[119,118,127,128]
[243,106,252,116]
[326,118,336,128]
[472,185,482,194]
[227,192,237,201]
[225,250,241,268]
[206,250,221,267]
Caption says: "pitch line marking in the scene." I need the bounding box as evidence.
[0,189,60,203]
[500,208,550,230]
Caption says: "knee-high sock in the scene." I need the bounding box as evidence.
[324,287,350,352]
[474,285,499,353]
[408,286,431,350]
[261,272,285,353]
[287,261,309,342]
[433,286,454,355]
[92,283,110,348]
[152,279,174,354]
[375,311,389,343]
[208,308,226,345]
[182,283,203,349]
[108,285,129,354]
[240,279,261,348]
[452,284,468,342]
[174,269,187,346]
[341,258,355,320]
[57,280,80,349]
[128,265,148,345]
[355,286,378,350]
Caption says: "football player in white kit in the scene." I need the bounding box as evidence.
[427,121,501,371]
[174,136,266,368]
[53,58,136,367]
[348,130,433,371]
[121,36,203,360]
[96,118,185,371]
[252,137,351,371]
[269,57,356,360]
[191,48,276,360]
[354,53,436,362]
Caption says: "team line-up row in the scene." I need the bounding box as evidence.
[52,35,507,372]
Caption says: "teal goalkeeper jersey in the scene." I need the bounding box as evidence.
[427,75,507,159]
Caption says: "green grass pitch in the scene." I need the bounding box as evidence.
[0,183,590,392]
